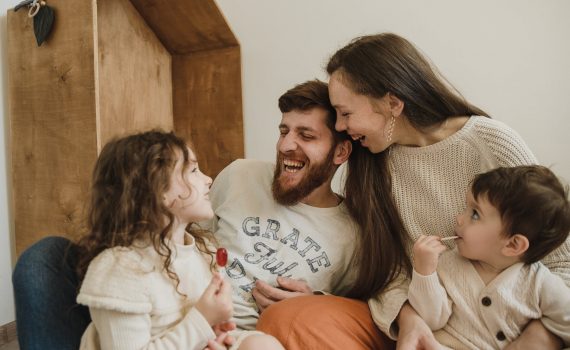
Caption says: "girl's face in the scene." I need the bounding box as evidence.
[328,71,393,154]
[455,190,509,263]
[163,147,213,225]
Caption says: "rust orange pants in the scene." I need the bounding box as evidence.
[257,295,395,350]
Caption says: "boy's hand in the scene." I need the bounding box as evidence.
[196,273,234,326]
[413,235,447,276]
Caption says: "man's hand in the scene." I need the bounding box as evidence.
[252,276,313,313]
[504,319,562,350]
[413,235,447,276]
[397,303,442,350]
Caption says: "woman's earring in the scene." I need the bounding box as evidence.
[386,114,397,144]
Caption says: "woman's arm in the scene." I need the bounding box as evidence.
[395,303,442,350]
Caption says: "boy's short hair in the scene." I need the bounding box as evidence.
[278,80,347,143]
[471,165,570,264]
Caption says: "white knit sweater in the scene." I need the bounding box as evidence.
[368,116,570,339]
[77,235,217,350]
[408,250,570,349]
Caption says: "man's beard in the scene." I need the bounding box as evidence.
[272,147,336,206]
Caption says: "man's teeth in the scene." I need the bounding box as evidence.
[351,135,365,141]
[283,159,305,172]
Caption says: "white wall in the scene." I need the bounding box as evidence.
[215,0,570,183]
[1,0,569,325]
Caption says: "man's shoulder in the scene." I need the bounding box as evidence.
[225,159,274,173]
[212,159,275,194]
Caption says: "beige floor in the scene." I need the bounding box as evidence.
[0,340,19,350]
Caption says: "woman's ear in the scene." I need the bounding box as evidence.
[501,234,530,258]
[387,92,405,117]
[333,139,352,165]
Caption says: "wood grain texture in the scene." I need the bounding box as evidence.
[129,0,238,54]
[172,46,244,178]
[8,0,243,255]
[96,0,173,147]
[8,1,98,255]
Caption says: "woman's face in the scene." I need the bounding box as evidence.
[328,71,392,154]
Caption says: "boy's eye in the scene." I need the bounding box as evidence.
[191,167,198,173]
[301,134,314,140]
[470,209,480,220]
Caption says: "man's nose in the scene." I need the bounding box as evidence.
[279,134,298,153]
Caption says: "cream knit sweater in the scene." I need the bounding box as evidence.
[77,235,216,350]
[368,116,570,339]
[408,250,570,349]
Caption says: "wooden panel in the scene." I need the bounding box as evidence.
[129,0,238,54]
[7,1,98,255]
[172,46,243,178]
[97,0,173,147]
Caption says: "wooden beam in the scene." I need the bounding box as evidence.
[172,46,244,178]
[130,0,238,54]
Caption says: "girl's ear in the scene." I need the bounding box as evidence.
[387,92,405,118]
[333,139,352,165]
[501,234,530,258]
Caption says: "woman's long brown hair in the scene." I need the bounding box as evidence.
[327,33,488,300]
[75,130,215,293]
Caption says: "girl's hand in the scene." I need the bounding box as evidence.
[196,273,233,326]
[413,235,447,276]
[397,303,442,350]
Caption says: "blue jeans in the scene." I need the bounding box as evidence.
[12,236,91,350]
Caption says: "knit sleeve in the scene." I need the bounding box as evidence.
[368,273,409,340]
[408,270,452,330]
[77,247,153,314]
[89,307,215,350]
[537,267,570,346]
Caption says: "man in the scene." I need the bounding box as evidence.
[206,80,354,330]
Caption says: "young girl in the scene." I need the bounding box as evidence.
[75,130,283,350]
[409,165,570,349]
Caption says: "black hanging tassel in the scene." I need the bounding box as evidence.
[33,5,54,46]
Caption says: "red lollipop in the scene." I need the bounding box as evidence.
[216,248,228,268]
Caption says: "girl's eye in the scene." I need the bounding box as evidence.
[191,167,198,173]
[470,209,480,220]
[341,112,351,117]
[301,134,314,140]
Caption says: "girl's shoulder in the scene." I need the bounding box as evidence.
[77,244,158,313]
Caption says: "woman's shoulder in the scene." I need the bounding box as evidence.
[467,116,538,166]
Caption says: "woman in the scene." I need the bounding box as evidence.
[258,33,569,349]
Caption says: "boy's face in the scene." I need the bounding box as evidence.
[454,190,510,263]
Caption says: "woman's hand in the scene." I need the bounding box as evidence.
[504,319,562,350]
[396,303,442,350]
[413,235,447,276]
[196,273,234,326]
[252,276,313,313]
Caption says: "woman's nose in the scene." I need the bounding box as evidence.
[335,116,347,132]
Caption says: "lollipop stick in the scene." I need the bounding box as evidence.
[441,236,459,241]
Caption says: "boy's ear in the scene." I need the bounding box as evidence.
[333,139,352,165]
[501,234,529,258]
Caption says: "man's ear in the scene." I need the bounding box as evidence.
[501,234,529,258]
[387,92,405,118]
[333,139,352,165]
